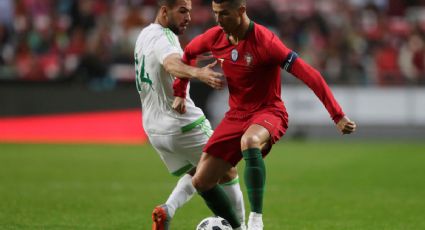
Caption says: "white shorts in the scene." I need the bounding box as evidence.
[148,118,212,176]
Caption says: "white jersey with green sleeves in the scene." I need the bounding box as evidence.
[134,23,206,135]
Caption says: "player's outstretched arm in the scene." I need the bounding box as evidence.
[163,54,224,89]
[336,116,357,135]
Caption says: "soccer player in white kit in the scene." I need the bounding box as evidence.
[134,0,245,229]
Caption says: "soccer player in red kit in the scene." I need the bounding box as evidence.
[173,0,357,229]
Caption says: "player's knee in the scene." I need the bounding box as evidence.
[192,175,215,192]
[219,167,238,184]
[241,134,261,150]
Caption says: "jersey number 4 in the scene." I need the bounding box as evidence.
[135,54,153,92]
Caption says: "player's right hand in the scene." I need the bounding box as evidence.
[172,96,186,114]
[197,60,224,90]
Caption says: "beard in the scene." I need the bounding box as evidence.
[168,22,181,35]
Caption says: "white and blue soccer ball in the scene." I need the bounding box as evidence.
[196,216,232,230]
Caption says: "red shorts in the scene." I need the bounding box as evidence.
[203,110,288,166]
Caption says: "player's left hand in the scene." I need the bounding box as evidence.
[172,96,186,114]
[336,116,357,135]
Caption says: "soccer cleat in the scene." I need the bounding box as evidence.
[247,212,263,230]
[152,204,171,230]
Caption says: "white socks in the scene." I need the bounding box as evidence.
[221,176,246,226]
[165,174,196,217]
[164,174,246,227]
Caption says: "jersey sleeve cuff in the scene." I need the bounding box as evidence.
[159,49,183,65]
[173,78,189,98]
[332,114,345,124]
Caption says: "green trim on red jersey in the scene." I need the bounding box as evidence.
[226,20,255,45]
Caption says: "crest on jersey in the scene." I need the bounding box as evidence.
[231,49,238,62]
[244,53,253,66]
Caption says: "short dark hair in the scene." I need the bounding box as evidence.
[157,0,178,7]
[212,0,246,8]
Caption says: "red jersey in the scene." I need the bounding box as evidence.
[174,22,344,123]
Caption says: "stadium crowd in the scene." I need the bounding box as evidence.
[0,0,424,86]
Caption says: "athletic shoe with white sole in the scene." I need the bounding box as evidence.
[247,212,263,230]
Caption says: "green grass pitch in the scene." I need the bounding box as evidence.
[0,140,424,229]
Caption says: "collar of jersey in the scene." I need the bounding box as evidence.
[226,20,255,45]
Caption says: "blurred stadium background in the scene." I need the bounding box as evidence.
[1,0,425,141]
[0,0,425,229]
